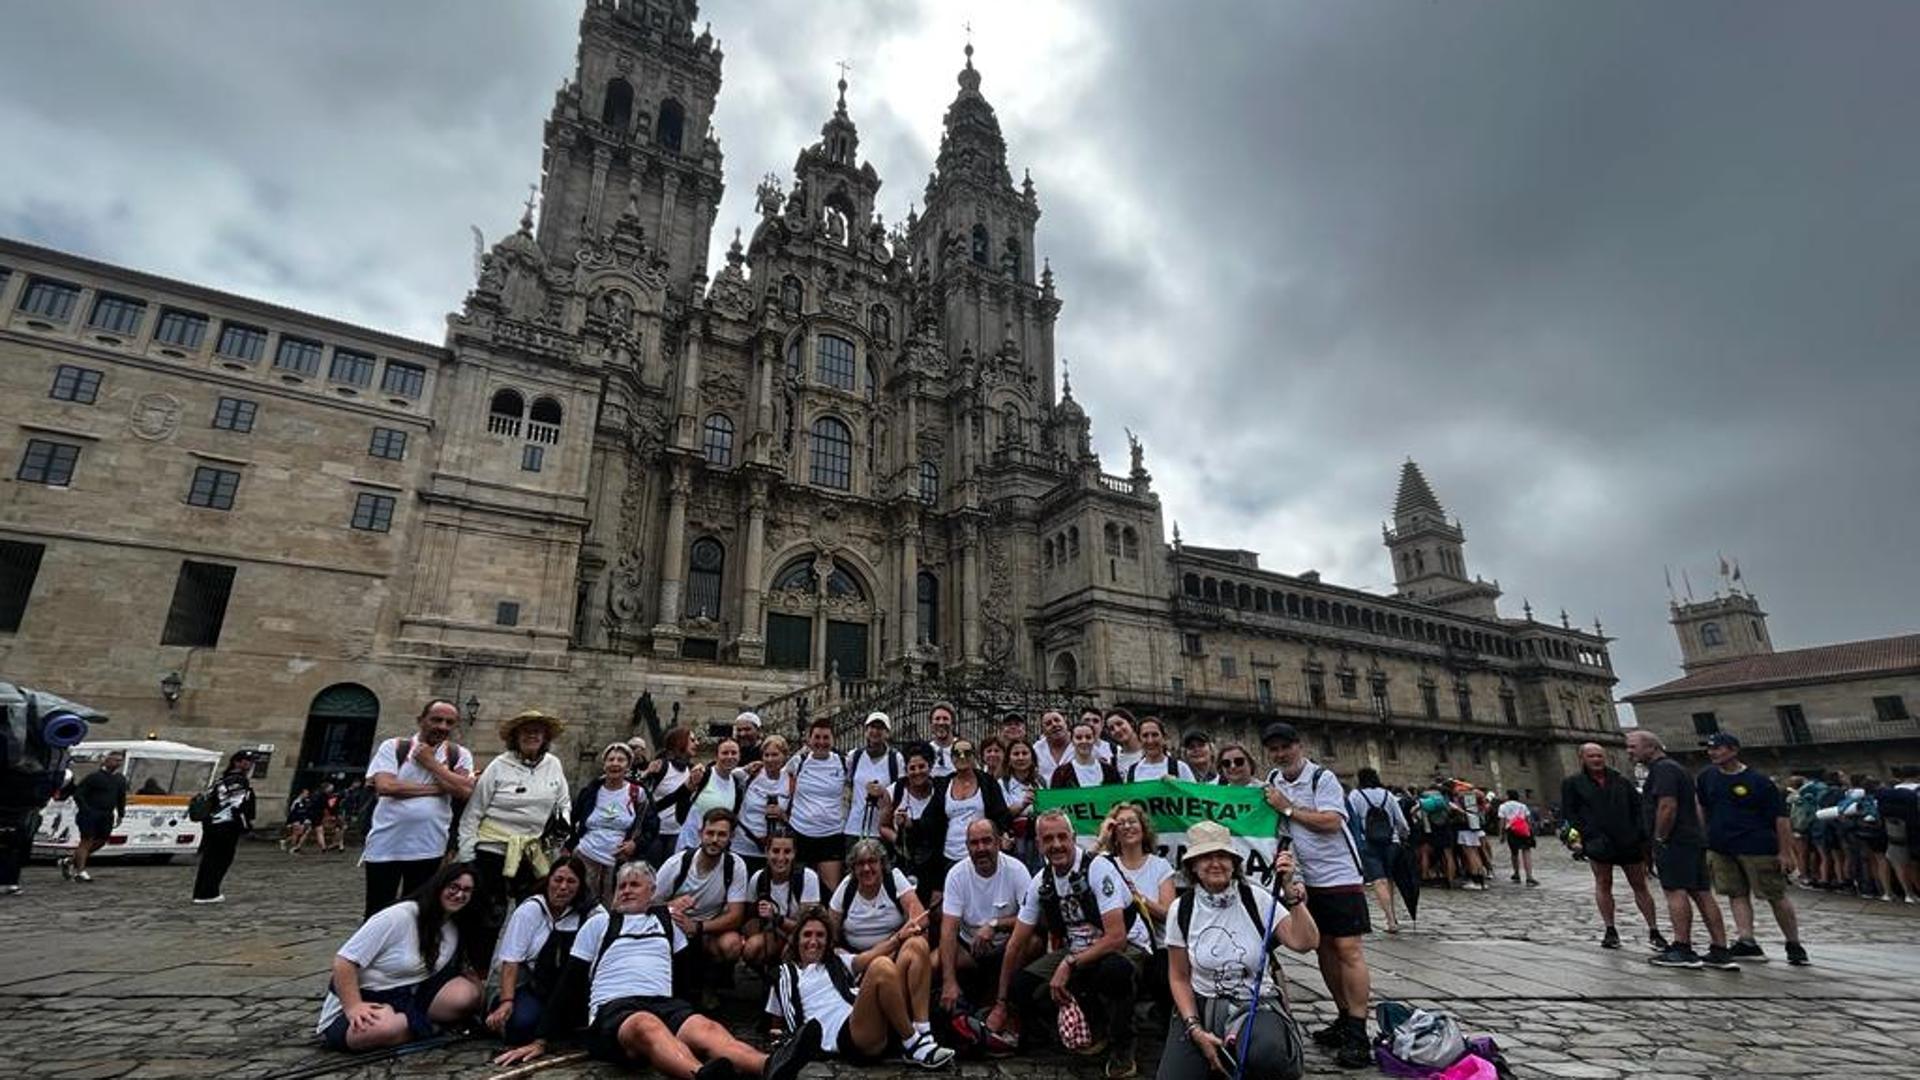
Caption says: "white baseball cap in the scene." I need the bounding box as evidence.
[735,711,763,729]
[865,711,893,732]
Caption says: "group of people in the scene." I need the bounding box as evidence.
[279,778,373,854]
[1787,763,1919,903]
[319,701,1451,1077]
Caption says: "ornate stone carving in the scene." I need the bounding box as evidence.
[128,392,183,441]
[701,368,746,409]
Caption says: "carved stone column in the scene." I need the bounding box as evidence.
[735,478,769,665]
[650,460,692,656]
[586,146,613,232]
[657,172,682,253]
[897,517,920,661]
[960,518,982,666]
[674,328,702,450]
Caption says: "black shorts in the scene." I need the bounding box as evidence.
[1424,829,1452,852]
[835,1021,883,1061]
[793,831,845,867]
[75,810,114,843]
[1506,833,1536,852]
[1305,887,1371,938]
[588,996,697,1062]
[1654,841,1710,893]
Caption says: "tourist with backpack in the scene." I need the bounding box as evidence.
[1348,767,1409,933]
[986,809,1147,1079]
[843,712,906,849]
[880,743,945,887]
[566,742,658,902]
[1840,775,1895,900]
[191,750,258,904]
[363,699,476,919]
[1032,709,1075,780]
[1160,820,1318,1080]
[655,807,752,1004]
[1123,717,1196,783]
[1261,722,1373,1069]
[1050,717,1123,791]
[912,738,1013,907]
[735,735,793,875]
[1495,789,1539,886]
[664,737,748,853]
[785,717,851,893]
[457,710,574,970]
[490,860,819,1080]
[486,855,598,1047]
[828,838,930,955]
[938,819,1032,1016]
[743,831,822,970]
[767,905,955,1068]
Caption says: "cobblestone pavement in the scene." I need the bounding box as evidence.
[2,842,1916,1079]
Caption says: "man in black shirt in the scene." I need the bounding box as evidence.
[1559,743,1665,951]
[1627,731,1736,970]
[61,752,127,883]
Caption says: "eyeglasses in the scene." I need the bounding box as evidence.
[1220,757,1249,767]
[444,884,474,896]
[953,747,976,757]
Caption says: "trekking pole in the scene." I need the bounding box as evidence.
[260,1029,480,1080]
[484,1049,590,1079]
[1234,828,1294,1080]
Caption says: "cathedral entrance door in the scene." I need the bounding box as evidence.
[826,620,870,683]
[767,613,812,670]
[292,683,379,808]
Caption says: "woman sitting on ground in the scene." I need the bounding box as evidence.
[487,855,598,1047]
[744,831,823,969]
[317,861,485,1051]
[767,905,956,1069]
[1049,718,1122,790]
[1160,823,1318,1080]
[829,839,932,984]
[566,743,657,901]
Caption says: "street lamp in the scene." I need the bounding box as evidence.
[464,695,481,725]
[160,671,184,708]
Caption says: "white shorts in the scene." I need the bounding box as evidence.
[1457,831,1484,848]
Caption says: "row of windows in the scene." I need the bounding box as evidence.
[1691,695,1912,740]
[700,412,937,502]
[38,367,411,455]
[1045,523,1140,568]
[1180,570,1604,668]
[14,439,401,530]
[0,545,237,647]
[9,273,428,399]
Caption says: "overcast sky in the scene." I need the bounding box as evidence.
[4,1,1916,712]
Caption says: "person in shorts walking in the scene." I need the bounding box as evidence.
[1697,734,1808,965]
[1628,731,1737,970]
[1496,790,1539,886]
[60,750,127,883]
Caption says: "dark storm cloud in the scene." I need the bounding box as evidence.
[1,1,1912,704]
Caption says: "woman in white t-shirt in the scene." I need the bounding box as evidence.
[640,726,697,864]
[1105,711,1146,775]
[671,738,747,852]
[1125,717,1197,783]
[485,855,596,1047]
[1162,823,1318,1080]
[743,831,823,967]
[1215,744,1262,788]
[767,906,955,1067]
[735,735,792,871]
[317,861,484,1051]
[1000,740,1045,870]
[1098,800,1177,1013]
[1049,718,1121,790]
[565,743,654,902]
[829,839,930,966]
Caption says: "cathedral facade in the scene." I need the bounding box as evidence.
[0,0,1620,810]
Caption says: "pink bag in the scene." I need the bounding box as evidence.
[1057,998,1093,1051]
[1438,1054,1499,1080]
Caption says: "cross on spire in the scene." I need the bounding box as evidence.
[519,184,538,231]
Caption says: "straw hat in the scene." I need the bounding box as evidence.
[1181,820,1242,866]
[498,709,565,745]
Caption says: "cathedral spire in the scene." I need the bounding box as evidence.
[1393,458,1444,521]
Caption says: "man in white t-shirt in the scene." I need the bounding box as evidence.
[655,808,750,1004]
[494,861,818,1079]
[1262,721,1371,1069]
[926,702,960,778]
[843,712,905,843]
[1031,710,1073,780]
[938,819,1033,1011]
[987,811,1143,1078]
[363,700,476,918]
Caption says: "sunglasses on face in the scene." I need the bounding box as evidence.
[1221,757,1249,767]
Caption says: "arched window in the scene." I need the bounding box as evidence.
[869,304,891,344]
[1050,651,1078,692]
[687,538,724,620]
[917,571,939,644]
[1700,621,1724,647]
[601,78,634,129]
[656,98,685,152]
[488,388,525,436]
[866,360,879,402]
[1005,237,1022,278]
[1044,538,1055,568]
[1104,523,1121,555]
[527,397,563,444]
[1122,527,1139,560]
[1183,573,1200,597]
[1068,526,1080,559]
[772,559,817,593]
[1203,578,1219,602]
[1254,589,1269,613]
[971,224,989,265]
[1238,584,1253,609]
[816,334,856,391]
[918,460,938,505]
[701,414,734,467]
[809,416,852,489]
[1001,404,1022,446]
[780,275,804,312]
[826,562,866,599]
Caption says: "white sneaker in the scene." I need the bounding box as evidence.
[74,870,92,883]
[3,885,20,896]
[902,1033,954,1069]
[192,895,226,904]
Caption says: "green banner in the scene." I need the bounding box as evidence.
[1035,778,1279,838]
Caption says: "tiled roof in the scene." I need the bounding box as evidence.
[1394,460,1443,518]
[1625,633,1920,701]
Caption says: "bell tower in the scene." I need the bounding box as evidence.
[534,0,725,296]
[1383,459,1502,619]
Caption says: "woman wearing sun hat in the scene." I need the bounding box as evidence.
[457,710,573,968]
[1159,820,1318,1080]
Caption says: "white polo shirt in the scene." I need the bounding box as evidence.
[1266,759,1362,888]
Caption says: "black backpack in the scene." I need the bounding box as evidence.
[1360,790,1395,845]
[590,906,675,982]
[831,865,905,921]
[664,849,738,900]
[1174,881,1274,956]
